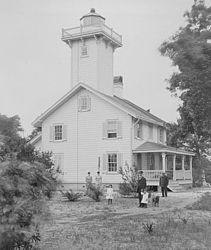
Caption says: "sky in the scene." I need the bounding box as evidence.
[1,0,211,136]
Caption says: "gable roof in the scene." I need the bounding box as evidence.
[32,83,166,127]
[133,141,195,156]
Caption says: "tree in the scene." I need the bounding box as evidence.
[0,114,23,159]
[159,1,211,158]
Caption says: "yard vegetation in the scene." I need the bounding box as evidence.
[39,190,211,250]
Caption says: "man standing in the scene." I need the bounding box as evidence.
[159,172,169,197]
[137,171,147,207]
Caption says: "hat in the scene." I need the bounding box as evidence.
[139,170,143,174]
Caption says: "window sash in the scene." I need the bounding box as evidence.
[107,120,118,138]
[78,95,90,111]
[55,125,63,140]
[108,153,117,172]
[81,46,88,57]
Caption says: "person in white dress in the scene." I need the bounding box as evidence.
[140,190,149,208]
[106,184,114,205]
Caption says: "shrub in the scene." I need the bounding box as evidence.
[119,182,134,196]
[0,160,58,249]
[88,184,104,202]
[61,189,83,202]
[119,164,138,195]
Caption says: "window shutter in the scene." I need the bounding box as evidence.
[157,127,160,142]
[50,126,54,142]
[63,125,67,141]
[134,124,138,138]
[117,121,122,138]
[87,96,91,111]
[102,122,107,138]
[102,154,107,173]
[117,153,123,173]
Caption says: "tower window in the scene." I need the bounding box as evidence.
[81,46,88,57]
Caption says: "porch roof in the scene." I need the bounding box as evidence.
[133,141,195,156]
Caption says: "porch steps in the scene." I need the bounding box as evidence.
[168,181,184,192]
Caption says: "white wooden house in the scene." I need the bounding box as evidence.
[31,9,194,190]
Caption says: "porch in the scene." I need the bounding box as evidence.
[133,142,195,186]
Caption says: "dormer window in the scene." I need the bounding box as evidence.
[81,46,88,57]
[78,95,91,111]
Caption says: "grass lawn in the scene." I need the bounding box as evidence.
[39,190,211,250]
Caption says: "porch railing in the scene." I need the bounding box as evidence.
[142,170,192,181]
[174,170,192,180]
[142,170,163,180]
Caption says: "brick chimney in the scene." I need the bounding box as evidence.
[113,76,123,98]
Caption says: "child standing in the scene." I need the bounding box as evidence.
[106,184,114,205]
[140,190,149,208]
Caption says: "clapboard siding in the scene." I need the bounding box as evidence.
[71,38,113,96]
[41,88,131,184]
[132,121,167,149]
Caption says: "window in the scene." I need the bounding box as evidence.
[147,153,155,170]
[103,120,122,139]
[102,153,122,173]
[50,124,67,142]
[108,153,117,172]
[159,128,164,143]
[54,153,64,174]
[176,155,182,170]
[107,120,118,138]
[81,46,88,57]
[148,123,153,140]
[55,125,63,141]
[135,122,143,139]
[184,156,190,170]
[78,95,91,112]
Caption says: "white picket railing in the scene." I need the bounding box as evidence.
[141,170,192,181]
[62,23,122,44]
[142,170,163,180]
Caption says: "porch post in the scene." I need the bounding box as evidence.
[182,155,185,180]
[161,153,166,172]
[173,154,176,181]
[190,156,193,181]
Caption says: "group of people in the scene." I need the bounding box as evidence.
[85,171,114,204]
[137,171,169,208]
[85,170,169,207]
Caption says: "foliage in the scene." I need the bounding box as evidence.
[0,114,23,160]
[60,189,83,202]
[192,156,211,186]
[17,143,54,169]
[187,192,211,210]
[119,182,134,196]
[119,164,138,195]
[159,1,211,158]
[87,184,104,202]
[0,160,58,249]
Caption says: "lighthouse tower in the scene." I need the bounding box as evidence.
[62,8,122,96]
